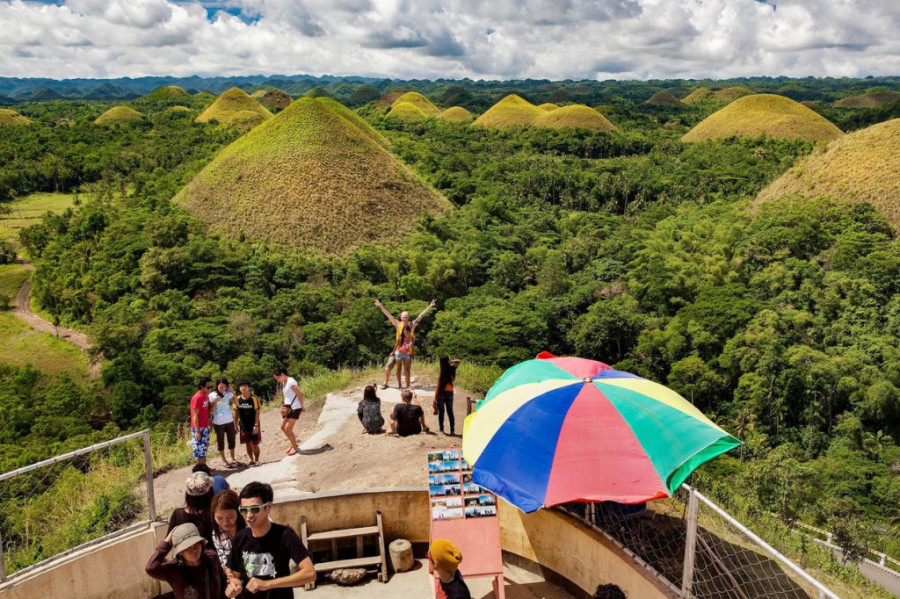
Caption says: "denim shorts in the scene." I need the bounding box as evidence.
[395,352,411,361]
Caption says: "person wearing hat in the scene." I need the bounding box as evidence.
[146,522,230,599]
[428,538,471,599]
[167,471,215,543]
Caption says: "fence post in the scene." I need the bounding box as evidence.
[0,525,6,582]
[143,430,157,522]
[681,487,699,598]
[466,396,476,415]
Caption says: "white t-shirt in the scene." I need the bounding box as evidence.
[210,390,235,425]
[282,377,302,410]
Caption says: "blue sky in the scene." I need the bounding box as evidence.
[2,0,898,80]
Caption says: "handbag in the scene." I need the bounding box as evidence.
[280,404,291,418]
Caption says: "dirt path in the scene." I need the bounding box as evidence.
[154,377,473,514]
[11,257,101,377]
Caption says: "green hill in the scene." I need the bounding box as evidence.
[835,91,900,108]
[259,89,293,113]
[534,105,618,131]
[194,91,216,106]
[195,87,272,128]
[537,103,559,112]
[438,106,474,122]
[646,91,681,107]
[175,97,448,255]
[0,109,32,126]
[390,92,440,117]
[682,94,843,143]
[386,101,429,122]
[757,118,900,229]
[93,106,145,126]
[304,86,334,99]
[140,85,193,106]
[377,89,406,107]
[473,94,544,129]
[713,86,754,103]
[682,88,714,105]
[250,90,268,99]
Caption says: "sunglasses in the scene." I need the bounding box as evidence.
[238,503,270,515]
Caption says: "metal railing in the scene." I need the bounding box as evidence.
[0,430,157,583]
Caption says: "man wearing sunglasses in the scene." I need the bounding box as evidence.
[225,482,315,598]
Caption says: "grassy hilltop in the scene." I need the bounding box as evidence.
[473,94,545,129]
[94,106,145,126]
[391,91,441,117]
[758,118,900,228]
[0,108,31,126]
[195,87,272,128]
[683,94,843,142]
[175,97,449,255]
[535,104,618,131]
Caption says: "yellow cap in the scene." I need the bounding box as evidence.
[429,538,463,571]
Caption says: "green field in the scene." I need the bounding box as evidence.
[0,313,88,380]
[0,192,79,247]
[0,263,29,305]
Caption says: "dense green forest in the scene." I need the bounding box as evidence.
[0,77,898,563]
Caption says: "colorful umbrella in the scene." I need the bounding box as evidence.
[462,353,740,513]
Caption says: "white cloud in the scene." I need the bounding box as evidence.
[0,0,898,80]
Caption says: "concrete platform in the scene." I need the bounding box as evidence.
[300,558,576,598]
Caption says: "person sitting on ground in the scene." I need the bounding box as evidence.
[375,298,436,389]
[272,367,304,456]
[192,462,229,495]
[190,377,213,465]
[235,380,262,466]
[225,481,316,598]
[434,355,461,436]
[146,523,229,599]
[167,471,215,543]
[428,538,471,599]
[357,384,386,434]
[390,389,429,436]
[210,377,238,468]
[211,489,246,568]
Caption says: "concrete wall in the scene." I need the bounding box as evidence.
[0,489,674,599]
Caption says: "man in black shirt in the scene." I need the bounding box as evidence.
[390,389,430,436]
[225,482,315,598]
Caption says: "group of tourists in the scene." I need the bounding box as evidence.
[189,368,306,468]
[148,476,315,598]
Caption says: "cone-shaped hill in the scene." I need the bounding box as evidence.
[140,85,193,106]
[473,95,545,129]
[835,91,900,108]
[196,88,272,128]
[439,107,474,122]
[94,106,145,126]
[386,101,428,122]
[390,92,440,117]
[537,103,559,112]
[646,91,681,107]
[174,97,448,255]
[682,88,714,105]
[250,90,267,99]
[0,109,32,126]
[757,118,900,229]
[259,89,292,112]
[682,94,843,143]
[714,86,754,102]
[535,105,618,131]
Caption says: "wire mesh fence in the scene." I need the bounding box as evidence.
[559,485,838,599]
[0,430,155,581]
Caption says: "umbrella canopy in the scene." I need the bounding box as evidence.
[462,354,740,513]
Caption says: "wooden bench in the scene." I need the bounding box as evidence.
[300,510,388,589]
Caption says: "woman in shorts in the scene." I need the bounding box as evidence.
[235,380,261,465]
[273,367,304,456]
[209,377,238,468]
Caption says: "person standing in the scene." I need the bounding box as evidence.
[225,482,316,598]
[190,377,213,465]
[434,356,461,436]
[272,367,304,456]
[390,389,430,436]
[236,380,262,466]
[375,298,436,389]
[146,523,226,599]
[210,377,238,468]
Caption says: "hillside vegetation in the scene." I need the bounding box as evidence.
[195,87,272,128]
[835,91,900,108]
[473,94,545,129]
[259,89,292,112]
[758,118,900,228]
[438,106,473,122]
[94,106,145,126]
[390,91,440,117]
[386,101,429,122]
[682,88,714,105]
[176,97,448,254]
[714,86,755,102]
[646,91,681,107]
[0,109,31,126]
[537,103,559,112]
[535,104,618,131]
[683,94,843,142]
[137,85,193,107]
